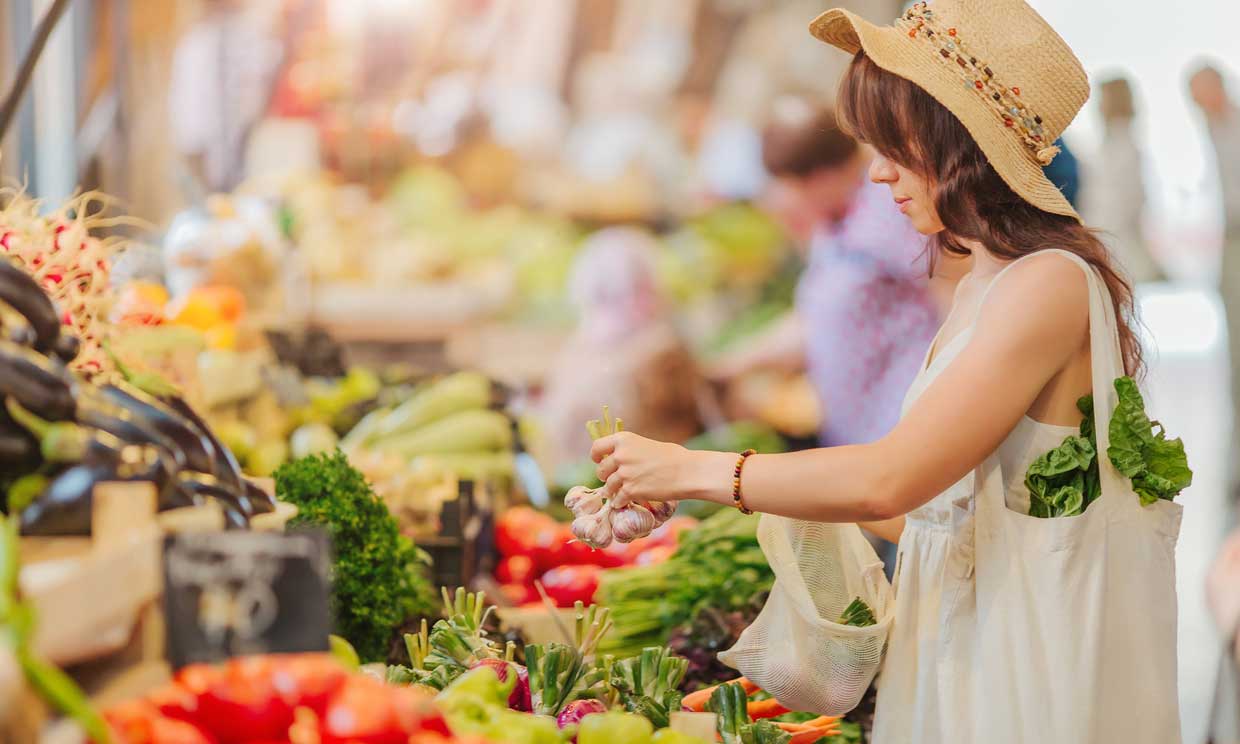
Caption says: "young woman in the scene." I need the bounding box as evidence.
[586,1,1183,741]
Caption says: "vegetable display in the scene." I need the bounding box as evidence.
[599,509,772,658]
[274,451,437,662]
[567,407,676,549]
[1025,376,1192,518]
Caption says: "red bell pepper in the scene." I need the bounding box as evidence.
[538,564,601,607]
[495,555,537,585]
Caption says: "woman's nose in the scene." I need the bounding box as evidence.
[869,155,897,184]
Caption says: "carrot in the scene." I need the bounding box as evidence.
[682,677,760,712]
[801,716,841,728]
[746,698,791,720]
[787,729,839,744]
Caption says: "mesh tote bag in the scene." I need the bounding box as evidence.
[718,515,892,714]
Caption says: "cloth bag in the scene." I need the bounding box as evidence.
[718,516,892,715]
[966,250,1183,742]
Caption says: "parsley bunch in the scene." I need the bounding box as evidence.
[275,451,436,661]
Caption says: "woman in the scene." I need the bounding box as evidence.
[711,101,945,450]
[1082,75,1164,283]
[585,1,1182,741]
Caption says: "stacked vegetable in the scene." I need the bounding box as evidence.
[493,506,694,608]
[599,509,773,660]
[274,452,437,663]
[0,253,276,531]
[1024,376,1193,517]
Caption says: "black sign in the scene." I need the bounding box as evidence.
[162,529,332,669]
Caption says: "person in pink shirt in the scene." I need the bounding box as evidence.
[712,102,956,447]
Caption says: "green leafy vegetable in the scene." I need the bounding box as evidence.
[274,451,436,662]
[607,647,689,728]
[1025,377,1192,518]
[837,598,876,628]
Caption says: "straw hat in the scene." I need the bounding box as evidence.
[809,0,1088,219]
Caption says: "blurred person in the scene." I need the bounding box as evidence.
[710,100,947,450]
[1082,76,1164,283]
[169,0,282,199]
[537,228,702,470]
[1208,526,1240,739]
[1191,62,1240,487]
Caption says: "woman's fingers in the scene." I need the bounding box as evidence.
[590,433,619,463]
[604,473,632,508]
[596,455,619,484]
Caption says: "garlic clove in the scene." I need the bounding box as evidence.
[565,486,605,516]
[571,510,614,549]
[611,503,659,543]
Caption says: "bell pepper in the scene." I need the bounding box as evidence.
[539,565,601,607]
[577,711,654,744]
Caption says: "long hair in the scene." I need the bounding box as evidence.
[838,52,1143,376]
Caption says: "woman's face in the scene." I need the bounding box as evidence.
[868,153,945,234]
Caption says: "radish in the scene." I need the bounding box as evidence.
[469,659,531,712]
[556,699,607,730]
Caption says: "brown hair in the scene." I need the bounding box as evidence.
[1098,77,1136,123]
[837,52,1143,376]
[762,105,860,178]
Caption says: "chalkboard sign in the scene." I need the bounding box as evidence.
[162,529,332,668]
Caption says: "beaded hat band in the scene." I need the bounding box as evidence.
[895,3,1060,167]
[808,0,1090,220]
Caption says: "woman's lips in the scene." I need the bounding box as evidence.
[894,196,912,213]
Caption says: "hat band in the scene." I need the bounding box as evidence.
[895,2,1060,166]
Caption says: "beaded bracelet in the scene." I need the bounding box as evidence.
[732,449,757,515]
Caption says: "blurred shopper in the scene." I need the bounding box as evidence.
[538,228,702,470]
[170,0,282,199]
[710,101,944,448]
[1208,526,1240,739]
[1191,63,1240,486]
[1083,76,1164,283]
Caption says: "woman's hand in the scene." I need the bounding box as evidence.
[591,432,734,507]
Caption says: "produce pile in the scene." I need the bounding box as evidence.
[493,506,694,608]
[599,509,773,663]
[274,452,437,663]
[0,251,276,531]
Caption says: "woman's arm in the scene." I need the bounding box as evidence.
[858,517,905,544]
[593,253,1090,522]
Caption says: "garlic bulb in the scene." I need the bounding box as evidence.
[611,504,659,543]
[571,510,614,549]
[644,500,677,524]
[565,486,604,516]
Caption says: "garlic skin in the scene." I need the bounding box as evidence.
[644,500,677,524]
[611,504,659,543]
[565,486,604,516]
[572,510,614,548]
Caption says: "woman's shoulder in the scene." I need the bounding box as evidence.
[975,250,1091,347]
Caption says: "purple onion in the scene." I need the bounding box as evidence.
[470,658,531,711]
[556,699,608,729]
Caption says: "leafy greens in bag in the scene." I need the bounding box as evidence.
[1025,377,1191,518]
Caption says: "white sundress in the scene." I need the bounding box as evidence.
[871,250,1183,743]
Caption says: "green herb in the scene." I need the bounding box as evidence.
[274,451,436,662]
[600,509,772,657]
[707,682,790,744]
[607,647,689,728]
[837,597,876,628]
[1025,377,1192,518]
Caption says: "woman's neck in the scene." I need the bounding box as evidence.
[956,238,1007,279]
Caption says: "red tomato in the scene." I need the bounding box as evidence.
[320,676,445,744]
[495,507,552,557]
[539,564,601,607]
[495,555,537,584]
[270,653,348,713]
[105,700,216,744]
[177,656,293,743]
[529,521,570,572]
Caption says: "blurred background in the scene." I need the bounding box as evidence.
[0,0,1237,740]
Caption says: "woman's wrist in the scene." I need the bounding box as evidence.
[683,449,741,504]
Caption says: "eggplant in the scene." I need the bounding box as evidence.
[242,479,276,515]
[75,399,189,471]
[93,384,216,475]
[50,334,80,364]
[17,439,191,536]
[176,472,250,529]
[0,341,76,421]
[0,259,60,353]
[162,396,245,492]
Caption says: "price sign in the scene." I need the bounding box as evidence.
[162,529,331,668]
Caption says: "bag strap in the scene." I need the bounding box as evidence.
[973,248,1133,517]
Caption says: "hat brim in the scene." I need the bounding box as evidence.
[809,8,1079,221]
